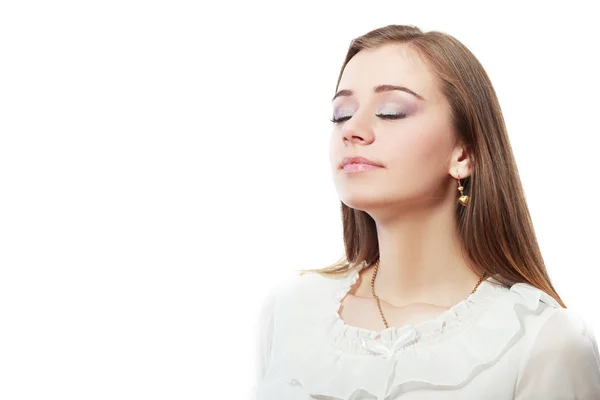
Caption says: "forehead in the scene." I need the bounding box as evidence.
[337,43,439,102]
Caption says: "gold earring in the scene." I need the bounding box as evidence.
[457,169,469,206]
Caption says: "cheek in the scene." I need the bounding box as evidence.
[385,123,452,185]
[391,124,447,159]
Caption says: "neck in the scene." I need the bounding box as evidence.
[367,199,481,308]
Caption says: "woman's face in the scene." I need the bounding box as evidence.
[329,43,461,213]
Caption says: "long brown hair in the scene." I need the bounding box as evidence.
[300,24,565,308]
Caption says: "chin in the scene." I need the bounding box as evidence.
[338,192,385,211]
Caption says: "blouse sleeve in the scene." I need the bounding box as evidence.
[514,307,600,399]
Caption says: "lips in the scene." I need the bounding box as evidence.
[340,156,383,168]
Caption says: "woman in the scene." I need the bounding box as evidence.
[253,24,600,399]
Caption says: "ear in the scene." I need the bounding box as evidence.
[449,144,473,180]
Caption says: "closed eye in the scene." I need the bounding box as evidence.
[330,113,408,123]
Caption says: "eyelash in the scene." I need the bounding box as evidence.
[329,113,408,123]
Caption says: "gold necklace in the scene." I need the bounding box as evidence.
[369,259,487,329]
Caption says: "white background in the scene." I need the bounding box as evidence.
[0,1,598,399]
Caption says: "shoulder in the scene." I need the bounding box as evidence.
[483,279,598,360]
[526,307,598,356]
[514,306,600,397]
[504,281,593,345]
[255,271,334,340]
[259,269,353,349]
[504,281,597,353]
[497,281,600,396]
[270,269,350,311]
[258,269,349,319]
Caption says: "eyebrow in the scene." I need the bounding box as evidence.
[331,84,425,102]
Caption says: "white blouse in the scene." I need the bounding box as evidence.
[252,261,600,399]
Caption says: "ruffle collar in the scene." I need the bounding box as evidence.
[328,261,510,356]
[271,262,562,399]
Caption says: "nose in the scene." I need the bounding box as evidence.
[340,112,375,146]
